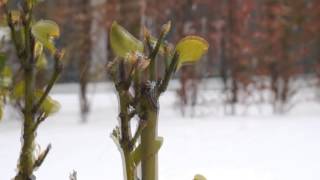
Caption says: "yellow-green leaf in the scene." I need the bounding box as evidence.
[10,10,21,23]
[34,41,44,58]
[0,53,6,72]
[194,174,207,180]
[110,21,143,58]
[176,36,209,66]
[12,81,25,99]
[42,97,60,115]
[35,91,60,115]
[148,137,163,157]
[131,144,142,166]
[36,53,48,69]
[31,20,60,54]
[0,66,12,88]
[0,104,3,121]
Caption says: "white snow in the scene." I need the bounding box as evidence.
[1,84,320,180]
[0,27,10,41]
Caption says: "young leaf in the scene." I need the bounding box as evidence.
[0,66,12,87]
[0,104,3,121]
[131,144,142,166]
[176,36,209,67]
[10,11,21,24]
[110,21,143,58]
[146,137,163,158]
[161,21,171,36]
[34,41,43,58]
[27,0,41,9]
[194,174,207,180]
[0,53,6,72]
[35,91,60,115]
[12,81,25,99]
[36,53,48,70]
[31,20,60,54]
[42,97,60,115]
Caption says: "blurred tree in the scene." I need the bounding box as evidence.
[220,0,255,114]
[254,0,310,113]
[118,0,145,38]
[72,0,92,122]
[44,0,110,122]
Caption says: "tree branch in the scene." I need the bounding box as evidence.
[129,119,147,150]
[32,55,62,113]
[158,52,179,96]
[32,112,47,132]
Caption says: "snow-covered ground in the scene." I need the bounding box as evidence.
[1,83,320,180]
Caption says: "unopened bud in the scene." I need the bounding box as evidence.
[143,26,151,40]
[54,49,65,61]
[161,21,171,36]
[137,58,150,70]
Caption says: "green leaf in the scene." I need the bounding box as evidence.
[2,66,12,79]
[176,36,209,67]
[0,104,3,121]
[0,66,12,88]
[12,81,25,99]
[153,137,163,155]
[149,137,163,157]
[35,91,60,115]
[194,174,207,180]
[110,21,143,58]
[131,144,142,166]
[31,20,60,54]
[132,137,163,166]
[34,41,44,59]
[10,11,21,23]
[12,85,60,115]
[28,0,41,8]
[42,96,60,115]
[0,53,6,72]
[36,53,48,69]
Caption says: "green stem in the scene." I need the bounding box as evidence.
[119,91,136,180]
[158,52,179,96]
[15,5,37,178]
[141,107,158,180]
[33,58,61,113]
[16,60,36,180]
[123,149,134,180]
[149,33,165,81]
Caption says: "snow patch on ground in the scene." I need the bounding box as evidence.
[1,90,320,180]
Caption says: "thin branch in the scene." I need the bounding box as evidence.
[128,109,136,119]
[32,112,47,132]
[143,26,153,54]
[149,32,165,81]
[4,4,25,59]
[32,144,52,171]
[129,119,147,150]
[32,57,62,113]
[158,52,179,96]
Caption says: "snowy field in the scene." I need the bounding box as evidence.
[1,83,320,180]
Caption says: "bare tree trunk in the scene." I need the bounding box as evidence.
[119,0,145,38]
[76,0,92,122]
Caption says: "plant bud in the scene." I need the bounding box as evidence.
[161,21,171,36]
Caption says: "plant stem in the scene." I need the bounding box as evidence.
[123,149,134,180]
[119,91,135,180]
[33,58,61,113]
[16,53,36,180]
[15,5,37,177]
[141,107,158,180]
